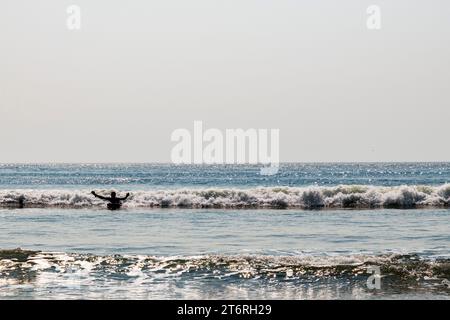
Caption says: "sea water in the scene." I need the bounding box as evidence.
[0,163,449,299]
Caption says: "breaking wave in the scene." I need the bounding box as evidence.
[1,184,450,209]
[1,249,449,288]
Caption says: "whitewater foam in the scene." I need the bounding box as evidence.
[2,249,449,299]
[1,184,450,209]
[1,249,449,282]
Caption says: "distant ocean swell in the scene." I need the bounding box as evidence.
[1,185,450,209]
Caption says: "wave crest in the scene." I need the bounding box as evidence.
[1,249,449,283]
[1,184,450,209]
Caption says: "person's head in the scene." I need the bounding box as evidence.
[111,192,116,198]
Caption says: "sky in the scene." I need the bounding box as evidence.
[1,0,449,163]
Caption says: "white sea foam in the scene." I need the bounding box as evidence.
[1,249,448,279]
[1,184,449,209]
[2,249,449,299]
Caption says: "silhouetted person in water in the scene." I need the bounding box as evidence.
[91,191,130,210]
[17,195,25,208]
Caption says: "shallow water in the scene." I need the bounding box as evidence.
[1,208,450,256]
[0,208,449,299]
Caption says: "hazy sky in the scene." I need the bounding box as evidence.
[1,0,449,162]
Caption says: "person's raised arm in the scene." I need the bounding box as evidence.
[118,193,130,201]
[91,191,108,200]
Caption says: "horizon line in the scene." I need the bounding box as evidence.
[0,161,449,165]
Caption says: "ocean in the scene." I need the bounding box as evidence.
[0,163,449,299]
